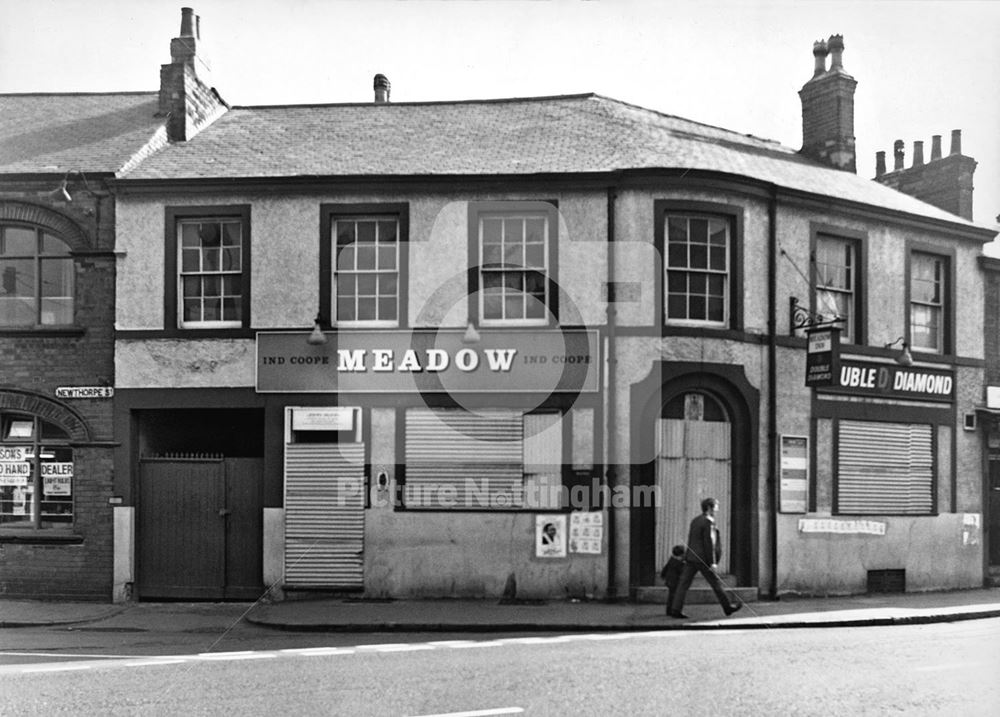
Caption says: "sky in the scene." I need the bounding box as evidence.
[2,0,999,246]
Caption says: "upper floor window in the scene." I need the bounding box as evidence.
[320,204,408,329]
[664,214,729,325]
[166,206,251,331]
[469,202,557,326]
[0,411,73,530]
[814,235,858,343]
[0,224,73,327]
[909,251,947,353]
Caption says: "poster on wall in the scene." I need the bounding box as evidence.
[535,514,567,558]
[779,435,808,513]
[569,511,603,554]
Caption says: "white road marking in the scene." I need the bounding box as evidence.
[20,663,92,673]
[409,708,524,717]
[280,647,356,656]
[195,651,276,660]
[122,659,188,667]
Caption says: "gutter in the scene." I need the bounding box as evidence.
[605,182,618,601]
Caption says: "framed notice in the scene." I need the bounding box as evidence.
[535,514,567,558]
[779,435,808,513]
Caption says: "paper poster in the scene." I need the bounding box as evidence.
[569,511,603,554]
[535,514,567,558]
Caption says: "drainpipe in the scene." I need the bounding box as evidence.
[605,182,618,601]
[767,185,779,599]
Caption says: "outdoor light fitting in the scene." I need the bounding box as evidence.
[884,337,914,366]
[307,314,327,345]
[48,169,94,202]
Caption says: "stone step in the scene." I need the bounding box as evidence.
[635,578,758,605]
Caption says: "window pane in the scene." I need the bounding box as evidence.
[505,295,524,320]
[356,221,376,244]
[356,245,375,270]
[526,296,546,319]
[40,298,72,325]
[222,296,242,322]
[667,216,687,244]
[337,245,356,271]
[2,227,37,255]
[525,218,545,244]
[378,274,397,294]
[504,218,524,246]
[198,223,221,247]
[689,218,708,244]
[357,297,376,321]
[202,275,221,297]
[483,294,502,319]
[357,274,376,295]
[709,246,726,271]
[221,222,241,247]
[202,247,220,271]
[482,242,502,265]
[377,220,397,243]
[482,218,502,245]
[503,241,522,267]
[503,272,523,291]
[667,294,686,318]
[482,272,502,290]
[337,301,356,322]
[203,298,221,321]
[378,245,396,270]
[708,297,724,322]
[525,242,544,268]
[182,248,200,272]
[181,223,200,248]
[378,296,396,320]
[222,246,241,271]
[337,222,356,246]
[41,233,71,255]
[689,242,707,269]
[667,243,687,269]
[689,295,706,320]
[337,273,356,297]
[183,298,200,321]
[223,275,242,296]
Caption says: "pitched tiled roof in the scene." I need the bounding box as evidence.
[0,93,163,175]
[61,92,991,231]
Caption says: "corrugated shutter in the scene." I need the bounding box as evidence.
[284,443,365,587]
[405,409,523,509]
[524,412,563,509]
[838,421,933,514]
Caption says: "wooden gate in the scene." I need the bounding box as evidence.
[137,456,263,600]
[655,417,731,573]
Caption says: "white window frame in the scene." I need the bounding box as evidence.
[909,252,945,353]
[814,235,856,344]
[477,212,550,327]
[664,214,730,327]
[333,216,400,328]
[0,224,74,327]
[177,218,244,329]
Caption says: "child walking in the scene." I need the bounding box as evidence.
[659,545,686,615]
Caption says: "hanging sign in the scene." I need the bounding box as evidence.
[805,327,840,387]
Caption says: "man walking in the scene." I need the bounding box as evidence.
[668,497,742,618]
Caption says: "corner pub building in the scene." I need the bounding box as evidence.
[19,11,990,602]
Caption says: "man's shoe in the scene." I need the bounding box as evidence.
[668,611,688,619]
[724,603,743,616]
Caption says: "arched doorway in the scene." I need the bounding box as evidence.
[629,362,759,591]
[655,391,731,574]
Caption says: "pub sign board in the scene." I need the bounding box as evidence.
[804,326,840,387]
[819,359,954,403]
[256,329,599,394]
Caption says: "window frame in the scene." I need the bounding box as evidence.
[0,222,75,328]
[654,200,743,331]
[164,205,252,334]
[906,247,953,356]
[468,201,559,328]
[0,412,74,531]
[320,203,409,330]
[810,224,866,346]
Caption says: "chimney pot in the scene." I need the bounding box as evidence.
[180,7,196,37]
[930,135,942,161]
[950,129,962,155]
[912,140,924,167]
[374,74,391,103]
[827,34,845,70]
[875,151,886,177]
[893,140,905,170]
[812,39,828,76]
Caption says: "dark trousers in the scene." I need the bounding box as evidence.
[670,560,735,614]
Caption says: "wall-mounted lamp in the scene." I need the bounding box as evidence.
[884,337,913,366]
[48,170,94,202]
[307,313,327,345]
[462,321,481,344]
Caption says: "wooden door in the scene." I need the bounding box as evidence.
[990,461,1000,566]
[224,457,264,599]
[138,458,225,599]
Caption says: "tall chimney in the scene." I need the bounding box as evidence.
[875,129,977,221]
[799,34,857,172]
[893,140,905,170]
[374,74,391,103]
[158,7,227,142]
[930,135,942,161]
[875,151,886,177]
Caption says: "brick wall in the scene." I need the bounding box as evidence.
[0,182,116,600]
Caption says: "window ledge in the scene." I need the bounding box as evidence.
[0,326,86,338]
[0,531,84,544]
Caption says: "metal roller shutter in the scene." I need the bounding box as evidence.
[838,421,933,514]
[284,443,365,587]
[405,409,523,509]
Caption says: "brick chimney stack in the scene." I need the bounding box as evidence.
[799,34,857,172]
[158,7,227,142]
[874,129,978,220]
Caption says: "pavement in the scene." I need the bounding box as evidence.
[2,587,1000,633]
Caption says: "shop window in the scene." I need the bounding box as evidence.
[469,201,557,326]
[0,412,74,529]
[654,201,742,330]
[909,251,948,354]
[835,420,933,515]
[0,223,74,327]
[165,206,251,331]
[403,408,564,510]
[814,233,861,344]
[320,204,408,329]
